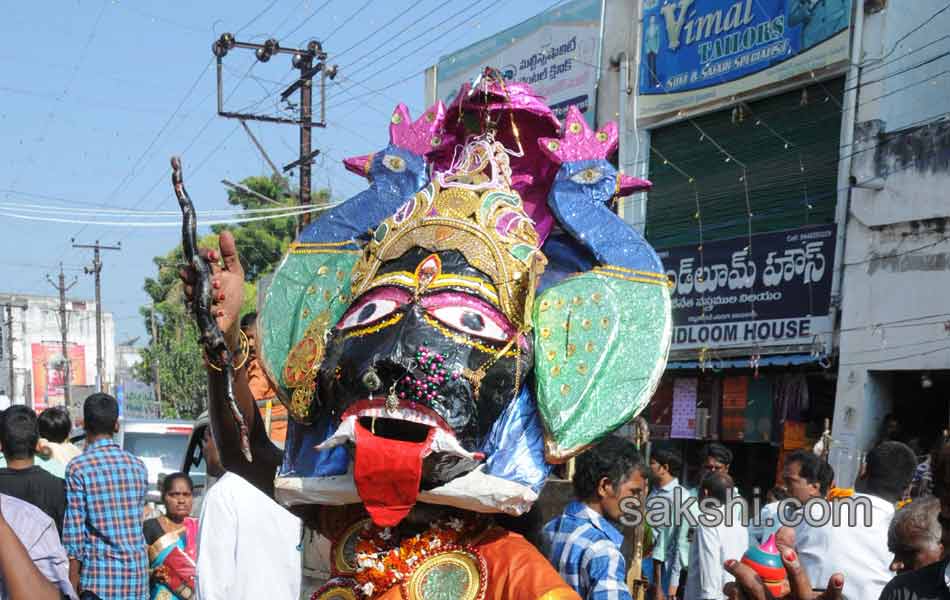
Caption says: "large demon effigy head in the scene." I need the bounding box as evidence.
[259,73,672,528]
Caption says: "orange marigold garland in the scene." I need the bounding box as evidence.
[826,487,854,500]
[352,516,483,598]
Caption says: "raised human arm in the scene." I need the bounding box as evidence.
[179,231,282,495]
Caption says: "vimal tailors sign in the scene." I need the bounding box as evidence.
[639,0,853,119]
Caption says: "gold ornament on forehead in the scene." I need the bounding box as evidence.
[352,131,544,325]
[349,173,546,329]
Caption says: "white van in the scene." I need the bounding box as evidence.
[118,418,194,504]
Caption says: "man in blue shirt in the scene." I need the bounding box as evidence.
[543,436,646,600]
[63,394,148,600]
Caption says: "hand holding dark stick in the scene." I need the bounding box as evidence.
[171,156,252,463]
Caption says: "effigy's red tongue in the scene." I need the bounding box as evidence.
[353,420,433,527]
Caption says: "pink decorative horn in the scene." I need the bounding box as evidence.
[390,101,451,156]
[342,101,452,179]
[538,105,620,164]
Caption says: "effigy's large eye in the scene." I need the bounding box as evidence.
[570,168,604,184]
[429,306,510,342]
[382,154,406,173]
[421,292,514,343]
[337,287,410,330]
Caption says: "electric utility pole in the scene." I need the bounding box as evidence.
[1,299,27,406]
[212,33,337,231]
[46,264,77,408]
[149,304,162,417]
[72,240,121,393]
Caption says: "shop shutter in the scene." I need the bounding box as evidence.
[645,78,845,248]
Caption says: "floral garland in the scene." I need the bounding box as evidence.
[352,516,479,598]
[829,486,913,509]
[826,487,854,500]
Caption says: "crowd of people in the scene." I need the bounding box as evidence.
[540,435,950,600]
[0,394,203,600]
[2,390,950,600]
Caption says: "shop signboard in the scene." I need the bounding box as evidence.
[657,223,836,351]
[435,0,601,122]
[638,0,852,119]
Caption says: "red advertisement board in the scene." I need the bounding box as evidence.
[31,342,86,411]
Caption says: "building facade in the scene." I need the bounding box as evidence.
[0,292,116,415]
[426,0,949,492]
[829,0,950,486]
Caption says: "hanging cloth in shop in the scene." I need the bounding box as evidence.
[722,377,749,442]
[774,374,811,423]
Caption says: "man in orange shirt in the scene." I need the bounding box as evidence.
[241,313,287,445]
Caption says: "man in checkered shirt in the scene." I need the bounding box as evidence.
[63,394,148,600]
[543,436,647,600]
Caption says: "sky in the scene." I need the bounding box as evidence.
[0,0,562,344]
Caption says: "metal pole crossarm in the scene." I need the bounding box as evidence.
[216,36,326,60]
[282,149,321,173]
[280,63,326,101]
[212,34,336,234]
[72,242,122,251]
[216,110,326,128]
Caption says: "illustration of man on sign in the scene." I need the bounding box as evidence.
[644,14,662,89]
[789,0,850,50]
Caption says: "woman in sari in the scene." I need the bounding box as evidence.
[143,472,197,600]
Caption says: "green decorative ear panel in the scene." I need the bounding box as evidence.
[533,267,672,462]
[259,242,361,424]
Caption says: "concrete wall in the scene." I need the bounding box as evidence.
[858,0,950,133]
[830,0,950,464]
[0,293,116,407]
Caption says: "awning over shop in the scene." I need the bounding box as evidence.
[665,354,818,370]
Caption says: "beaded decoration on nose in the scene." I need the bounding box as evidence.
[392,346,457,409]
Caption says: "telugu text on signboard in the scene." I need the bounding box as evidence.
[436,0,601,122]
[657,224,836,350]
[639,0,852,119]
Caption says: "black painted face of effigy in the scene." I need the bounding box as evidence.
[317,247,533,489]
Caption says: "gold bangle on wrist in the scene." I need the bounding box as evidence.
[205,329,251,372]
[232,329,251,370]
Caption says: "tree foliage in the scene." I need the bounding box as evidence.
[136,176,330,419]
